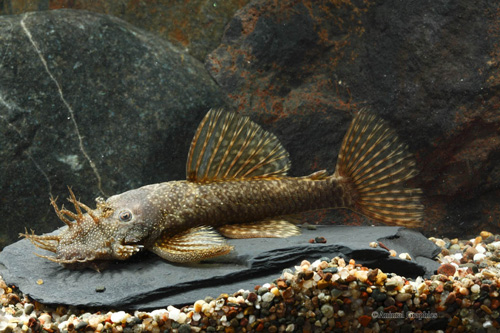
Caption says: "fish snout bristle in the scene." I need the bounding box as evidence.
[20,229,60,253]
[50,187,100,227]
[34,252,96,265]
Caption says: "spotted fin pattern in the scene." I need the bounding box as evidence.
[335,110,423,227]
[186,109,290,183]
[150,226,234,263]
[217,219,301,239]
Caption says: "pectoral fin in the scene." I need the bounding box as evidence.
[218,219,301,239]
[150,226,233,263]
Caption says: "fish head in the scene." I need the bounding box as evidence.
[22,187,159,270]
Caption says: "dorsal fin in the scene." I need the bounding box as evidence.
[186,109,290,183]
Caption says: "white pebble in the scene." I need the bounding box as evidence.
[58,322,67,331]
[167,306,180,321]
[398,253,411,260]
[476,245,486,253]
[214,298,225,310]
[395,293,412,302]
[355,270,368,282]
[201,303,211,314]
[339,269,349,280]
[473,253,486,261]
[150,309,167,321]
[302,279,314,289]
[490,241,500,249]
[435,239,446,247]
[177,312,187,324]
[471,284,480,293]
[321,304,334,318]
[227,296,238,304]
[311,259,322,269]
[39,313,52,324]
[192,312,201,321]
[88,315,102,327]
[261,292,275,302]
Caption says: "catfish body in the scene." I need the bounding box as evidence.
[111,176,353,245]
[23,109,423,269]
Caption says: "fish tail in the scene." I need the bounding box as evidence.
[334,110,423,227]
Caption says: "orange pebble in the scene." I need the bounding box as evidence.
[358,315,372,327]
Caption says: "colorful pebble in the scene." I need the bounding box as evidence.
[1,231,500,332]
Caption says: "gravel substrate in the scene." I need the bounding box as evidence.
[2,231,500,332]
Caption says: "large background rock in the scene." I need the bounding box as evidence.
[206,0,500,238]
[1,0,499,248]
[0,0,251,61]
[0,10,226,248]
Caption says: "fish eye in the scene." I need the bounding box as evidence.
[118,210,133,222]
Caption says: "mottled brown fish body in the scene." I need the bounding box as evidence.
[146,177,353,235]
[23,109,423,269]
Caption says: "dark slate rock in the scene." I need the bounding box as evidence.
[0,9,226,248]
[0,0,251,62]
[0,226,440,309]
[206,0,500,238]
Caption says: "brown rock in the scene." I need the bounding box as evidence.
[276,279,288,289]
[445,292,457,304]
[317,279,330,289]
[437,263,457,276]
[246,292,258,303]
[368,269,379,282]
[449,316,460,327]
[481,304,493,315]
[206,0,500,239]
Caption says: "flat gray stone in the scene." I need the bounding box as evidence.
[0,226,440,310]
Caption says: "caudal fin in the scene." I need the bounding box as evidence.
[335,110,423,227]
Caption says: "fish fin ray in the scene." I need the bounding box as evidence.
[303,170,329,180]
[149,226,233,263]
[218,219,301,239]
[335,110,423,227]
[186,109,291,182]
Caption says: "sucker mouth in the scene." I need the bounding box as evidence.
[116,243,144,259]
